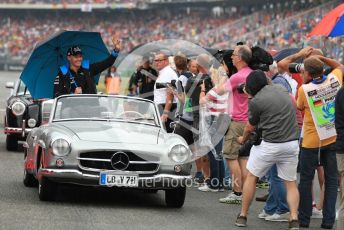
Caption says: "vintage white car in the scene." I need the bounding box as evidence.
[23,95,192,208]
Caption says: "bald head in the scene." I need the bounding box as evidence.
[197,54,211,70]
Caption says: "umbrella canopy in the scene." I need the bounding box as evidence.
[309,3,344,37]
[20,30,110,99]
[273,48,302,63]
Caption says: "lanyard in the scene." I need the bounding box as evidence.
[311,75,327,84]
[68,70,78,88]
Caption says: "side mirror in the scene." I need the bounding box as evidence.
[5,82,14,89]
[169,121,177,130]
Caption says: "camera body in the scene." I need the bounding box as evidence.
[200,75,214,93]
[238,131,262,156]
[187,74,214,94]
[237,83,246,94]
[288,63,304,73]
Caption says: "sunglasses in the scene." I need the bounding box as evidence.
[154,58,167,62]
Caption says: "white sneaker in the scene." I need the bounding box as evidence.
[258,210,272,219]
[265,212,289,222]
[311,207,323,219]
[219,192,242,204]
[198,184,218,192]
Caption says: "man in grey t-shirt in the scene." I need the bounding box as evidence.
[248,84,299,143]
[234,70,300,229]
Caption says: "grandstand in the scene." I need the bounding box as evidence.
[0,0,342,71]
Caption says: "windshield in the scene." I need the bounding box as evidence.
[17,81,31,96]
[53,96,159,126]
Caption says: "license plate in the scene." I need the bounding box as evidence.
[99,172,138,187]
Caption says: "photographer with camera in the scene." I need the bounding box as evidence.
[170,55,209,184]
[214,45,252,205]
[234,70,300,229]
[185,53,214,184]
[254,61,303,222]
[296,55,343,229]
[279,47,328,219]
[171,55,194,145]
[278,47,324,84]
[153,52,178,133]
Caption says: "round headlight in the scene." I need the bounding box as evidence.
[11,101,26,116]
[27,118,37,128]
[51,139,70,156]
[168,144,190,163]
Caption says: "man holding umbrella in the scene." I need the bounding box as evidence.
[53,35,122,98]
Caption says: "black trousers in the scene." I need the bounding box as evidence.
[157,103,177,133]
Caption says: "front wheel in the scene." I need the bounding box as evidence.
[38,177,57,201]
[23,169,38,187]
[165,187,186,208]
[6,135,18,151]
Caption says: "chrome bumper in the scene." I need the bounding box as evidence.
[5,127,32,135]
[39,168,192,188]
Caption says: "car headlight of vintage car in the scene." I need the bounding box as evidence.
[51,138,71,156]
[11,101,26,116]
[168,144,190,163]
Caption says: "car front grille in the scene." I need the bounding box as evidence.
[78,151,160,174]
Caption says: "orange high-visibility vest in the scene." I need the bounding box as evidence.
[106,76,121,95]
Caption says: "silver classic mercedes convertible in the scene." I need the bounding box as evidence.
[23,95,192,208]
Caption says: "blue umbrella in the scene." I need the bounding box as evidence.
[273,48,302,63]
[20,30,110,99]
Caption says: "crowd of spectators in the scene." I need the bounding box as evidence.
[213,0,343,59]
[0,0,342,65]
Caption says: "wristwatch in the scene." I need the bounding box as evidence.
[111,49,120,57]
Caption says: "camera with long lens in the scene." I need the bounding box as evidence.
[288,63,304,73]
[209,46,273,74]
[156,80,183,94]
[156,82,174,89]
[249,46,273,72]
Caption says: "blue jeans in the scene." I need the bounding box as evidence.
[298,144,338,226]
[223,159,231,186]
[264,164,289,215]
[207,138,225,189]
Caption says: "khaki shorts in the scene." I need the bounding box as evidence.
[223,121,246,160]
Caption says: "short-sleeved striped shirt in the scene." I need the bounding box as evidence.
[206,89,228,116]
